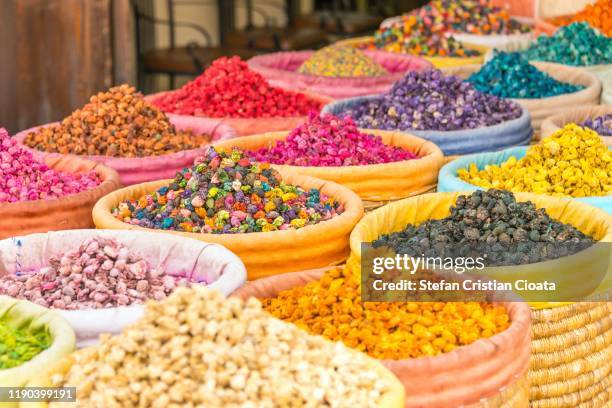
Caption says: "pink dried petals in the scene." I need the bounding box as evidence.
[0,128,100,203]
[248,113,418,167]
[0,237,193,310]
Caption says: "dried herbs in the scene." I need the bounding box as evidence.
[373,190,594,266]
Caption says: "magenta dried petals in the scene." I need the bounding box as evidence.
[248,113,418,167]
[0,128,100,203]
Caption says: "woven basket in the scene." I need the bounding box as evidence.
[529,302,612,407]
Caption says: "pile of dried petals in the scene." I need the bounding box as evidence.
[113,147,343,233]
[458,124,611,197]
[248,113,417,166]
[152,57,322,118]
[23,85,210,158]
[263,266,510,359]
[0,236,192,309]
[0,128,100,203]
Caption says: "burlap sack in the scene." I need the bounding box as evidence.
[541,105,612,146]
[213,129,444,202]
[233,268,531,408]
[247,50,432,99]
[443,62,602,129]
[145,91,333,137]
[92,172,364,280]
[0,156,120,240]
[536,0,597,19]
[13,116,236,186]
[0,296,75,393]
[0,229,247,347]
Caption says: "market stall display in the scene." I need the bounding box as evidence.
[322,69,532,155]
[213,113,444,206]
[0,230,246,346]
[347,189,611,406]
[0,129,120,239]
[147,57,332,136]
[14,85,234,186]
[234,263,532,407]
[348,188,612,407]
[0,296,75,391]
[247,48,432,99]
[92,147,363,279]
[30,287,405,408]
[439,124,612,212]
[6,2,612,406]
[443,59,602,130]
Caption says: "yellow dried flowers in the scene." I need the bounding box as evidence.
[458,124,611,197]
[262,266,510,360]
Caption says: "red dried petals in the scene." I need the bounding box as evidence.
[153,57,322,118]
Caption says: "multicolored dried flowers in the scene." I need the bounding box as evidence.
[49,287,393,407]
[372,0,529,58]
[113,147,343,233]
[0,128,100,203]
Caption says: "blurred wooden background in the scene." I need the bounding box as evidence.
[0,0,119,134]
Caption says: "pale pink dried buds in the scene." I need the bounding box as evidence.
[0,236,195,309]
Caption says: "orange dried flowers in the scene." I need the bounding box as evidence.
[24,85,211,158]
[552,0,611,36]
[262,266,510,359]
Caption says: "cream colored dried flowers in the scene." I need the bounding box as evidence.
[49,287,392,408]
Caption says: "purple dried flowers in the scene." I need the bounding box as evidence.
[339,69,522,132]
[581,114,612,136]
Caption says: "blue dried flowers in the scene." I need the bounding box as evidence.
[467,51,584,99]
[521,23,612,67]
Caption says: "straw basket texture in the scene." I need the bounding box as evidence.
[529,302,612,407]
